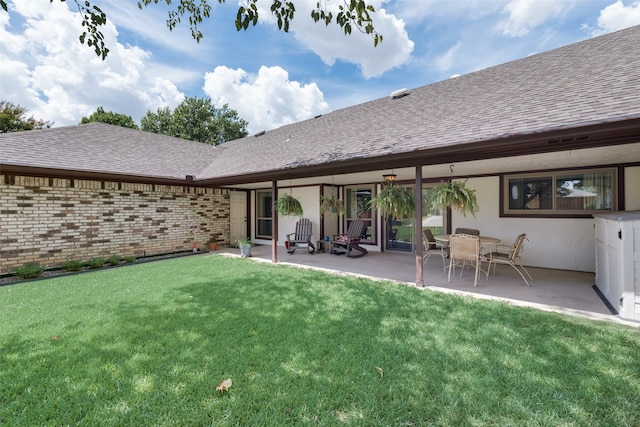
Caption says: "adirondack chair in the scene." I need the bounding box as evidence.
[285,218,316,254]
[330,218,368,258]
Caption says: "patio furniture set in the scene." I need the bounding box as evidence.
[285,218,532,286]
[424,228,532,287]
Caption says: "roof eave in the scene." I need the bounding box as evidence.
[196,117,640,186]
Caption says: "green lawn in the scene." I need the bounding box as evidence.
[1,255,639,426]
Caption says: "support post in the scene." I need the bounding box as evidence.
[272,180,278,263]
[415,166,424,287]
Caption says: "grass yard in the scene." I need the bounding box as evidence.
[1,255,639,426]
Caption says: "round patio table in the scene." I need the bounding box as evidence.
[434,234,500,246]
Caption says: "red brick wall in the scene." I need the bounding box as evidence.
[0,174,229,273]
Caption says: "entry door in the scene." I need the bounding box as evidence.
[229,191,247,243]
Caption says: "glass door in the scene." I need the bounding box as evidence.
[256,191,272,238]
[345,186,374,243]
[385,186,444,252]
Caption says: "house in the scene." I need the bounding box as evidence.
[1,25,640,316]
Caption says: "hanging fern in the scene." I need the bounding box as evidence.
[320,194,345,215]
[275,193,304,217]
[432,179,479,218]
[368,182,415,220]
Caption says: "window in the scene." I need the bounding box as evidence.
[256,191,272,238]
[345,185,374,243]
[503,168,616,216]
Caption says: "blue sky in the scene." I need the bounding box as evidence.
[2,0,640,134]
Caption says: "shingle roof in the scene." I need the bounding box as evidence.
[2,25,640,185]
[200,25,640,181]
[0,122,218,180]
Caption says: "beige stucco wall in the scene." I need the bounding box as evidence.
[452,176,597,272]
[625,166,640,210]
[0,174,230,273]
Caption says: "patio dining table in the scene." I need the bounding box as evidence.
[434,234,501,246]
[434,234,501,277]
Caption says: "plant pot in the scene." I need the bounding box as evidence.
[239,244,252,258]
[208,242,218,251]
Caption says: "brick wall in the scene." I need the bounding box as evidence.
[0,174,229,273]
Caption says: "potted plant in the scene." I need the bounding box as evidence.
[320,194,345,215]
[432,179,479,218]
[275,193,304,217]
[208,240,218,251]
[236,237,253,258]
[368,181,416,220]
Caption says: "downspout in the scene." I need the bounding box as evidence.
[272,180,278,263]
[415,166,424,287]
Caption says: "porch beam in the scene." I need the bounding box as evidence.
[415,166,424,287]
[272,180,278,264]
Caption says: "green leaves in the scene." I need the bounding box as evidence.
[76,1,109,59]
[80,106,138,128]
[368,182,415,220]
[275,193,304,217]
[432,179,480,218]
[23,1,382,60]
[0,100,52,133]
[140,97,249,145]
[312,0,382,46]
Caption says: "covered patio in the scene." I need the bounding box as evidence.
[215,245,639,327]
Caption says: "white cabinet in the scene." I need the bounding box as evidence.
[594,211,640,320]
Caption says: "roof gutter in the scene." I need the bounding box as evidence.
[0,165,206,187]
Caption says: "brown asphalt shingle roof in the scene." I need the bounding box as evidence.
[0,122,218,180]
[202,24,640,180]
[2,25,640,184]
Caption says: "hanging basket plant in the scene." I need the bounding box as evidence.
[320,194,345,215]
[275,193,304,217]
[367,182,415,220]
[432,179,479,218]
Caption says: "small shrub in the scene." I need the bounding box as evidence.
[62,260,85,271]
[106,255,122,266]
[123,256,135,263]
[87,257,106,269]
[14,262,46,279]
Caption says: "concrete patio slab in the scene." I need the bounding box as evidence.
[213,245,639,328]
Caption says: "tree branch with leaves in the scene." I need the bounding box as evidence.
[0,0,381,60]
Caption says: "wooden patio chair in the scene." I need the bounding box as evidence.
[285,218,315,254]
[422,229,446,269]
[448,233,482,287]
[330,218,368,258]
[486,233,533,286]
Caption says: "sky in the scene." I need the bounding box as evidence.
[2,0,640,134]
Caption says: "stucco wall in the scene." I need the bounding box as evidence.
[0,174,230,273]
[625,166,640,211]
[251,186,322,247]
[451,176,597,272]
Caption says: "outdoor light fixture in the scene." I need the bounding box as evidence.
[383,173,397,182]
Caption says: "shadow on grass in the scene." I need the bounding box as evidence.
[1,255,639,426]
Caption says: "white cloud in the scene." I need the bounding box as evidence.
[500,0,570,37]
[433,41,463,72]
[202,65,330,133]
[254,0,414,78]
[592,0,640,35]
[1,0,185,126]
[390,0,500,26]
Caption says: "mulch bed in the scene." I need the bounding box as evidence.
[0,251,210,287]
